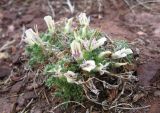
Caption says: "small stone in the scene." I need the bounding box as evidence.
[133,93,145,102]
[16,106,23,112]
[154,90,160,97]
[153,25,160,37]
[26,83,39,91]
[8,25,15,32]
[17,91,37,107]
[24,91,37,100]
[0,52,9,59]
[137,31,147,36]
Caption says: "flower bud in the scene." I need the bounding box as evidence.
[24,28,39,45]
[70,40,83,60]
[44,16,55,33]
[89,37,107,51]
[98,51,112,58]
[64,18,73,33]
[78,13,90,26]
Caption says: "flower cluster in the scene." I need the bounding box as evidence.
[24,13,134,103]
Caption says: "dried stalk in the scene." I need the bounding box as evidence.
[52,101,85,111]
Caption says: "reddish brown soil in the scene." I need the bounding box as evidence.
[0,0,160,113]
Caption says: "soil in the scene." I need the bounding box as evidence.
[0,0,160,113]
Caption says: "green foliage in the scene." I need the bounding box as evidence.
[125,54,133,63]
[26,44,47,66]
[44,63,83,103]
[44,64,58,74]
[45,76,84,102]
[40,33,54,44]
[114,40,129,51]
[83,48,104,64]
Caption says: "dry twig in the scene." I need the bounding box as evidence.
[20,99,34,113]
[0,40,15,51]
[47,0,55,18]
[51,101,85,111]
[66,0,75,14]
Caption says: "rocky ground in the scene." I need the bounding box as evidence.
[0,0,160,113]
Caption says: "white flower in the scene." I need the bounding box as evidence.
[98,51,112,58]
[64,71,77,83]
[83,37,107,51]
[82,39,90,51]
[70,40,83,60]
[64,18,73,33]
[44,16,55,33]
[92,37,107,50]
[112,48,133,59]
[80,60,96,72]
[24,28,40,45]
[78,13,90,26]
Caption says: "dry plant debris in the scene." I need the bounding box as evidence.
[23,13,149,112]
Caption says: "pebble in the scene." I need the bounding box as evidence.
[154,90,160,97]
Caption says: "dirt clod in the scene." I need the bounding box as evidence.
[0,67,11,79]
[24,91,37,100]
[17,96,25,107]
[10,81,24,93]
[154,90,160,97]
[17,91,37,107]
